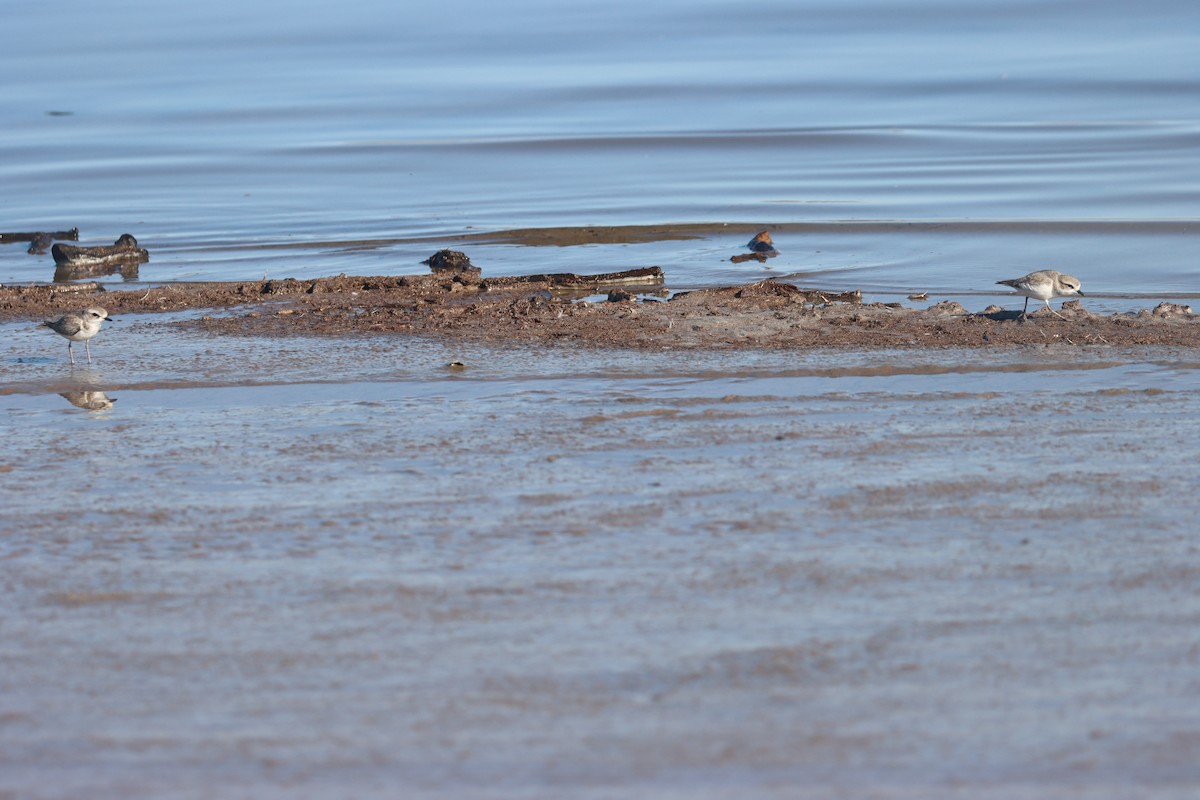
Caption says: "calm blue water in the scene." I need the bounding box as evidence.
[2,0,1198,297]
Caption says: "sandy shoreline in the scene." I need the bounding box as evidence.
[2,271,1197,349]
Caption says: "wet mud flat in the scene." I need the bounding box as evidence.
[3,344,1200,799]
[1,271,1197,349]
[3,277,1200,798]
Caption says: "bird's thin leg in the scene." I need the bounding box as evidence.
[67,342,75,365]
[1047,299,1067,321]
[85,339,93,363]
[1020,297,1030,320]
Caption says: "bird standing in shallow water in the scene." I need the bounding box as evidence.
[996,270,1083,320]
[43,307,113,364]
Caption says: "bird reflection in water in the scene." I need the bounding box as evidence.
[59,391,117,411]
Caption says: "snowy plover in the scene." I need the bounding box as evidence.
[996,270,1083,319]
[43,307,113,364]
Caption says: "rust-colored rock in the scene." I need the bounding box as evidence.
[747,231,777,252]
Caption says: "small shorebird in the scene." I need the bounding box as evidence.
[996,270,1083,319]
[43,307,113,364]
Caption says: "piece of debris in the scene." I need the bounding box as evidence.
[1152,302,1194,318]
[747,231,777,253]
[481,266,665,293]
[681,281,861,306]
[730,251,771,264]
[52,234,148,267]
[785,287,861,305]
[27,233,54,255]
[51,234,148,282]
[48,281,104,295]
[606,289,637,303]
[423,249,480,277]
[927,300,968,315]
[1,227,79,255]
[908,292,929,302]
[1059,299,1090,317]
[731,230,779,264]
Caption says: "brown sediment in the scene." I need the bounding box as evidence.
[1,271,1197,349]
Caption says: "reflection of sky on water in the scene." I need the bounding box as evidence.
[1,0,1197,290]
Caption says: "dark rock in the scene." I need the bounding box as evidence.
[423,249,477,274]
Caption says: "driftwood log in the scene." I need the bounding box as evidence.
[0,227,79,244]
[481,266,664,292]
[0,227,79,254]
[52,233,149,267]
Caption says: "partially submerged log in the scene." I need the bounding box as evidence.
[420,248,659,294]
[0,227,79,254]
[0,227,79,244]
[52,233,149,268]
[482,266,665,292]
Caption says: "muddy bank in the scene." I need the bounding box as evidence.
[1,272,1196,348]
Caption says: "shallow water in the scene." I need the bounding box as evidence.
[3,321,1200,796]
[2,0,1198,303]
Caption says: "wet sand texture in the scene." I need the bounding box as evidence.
[2,346,1199,798]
